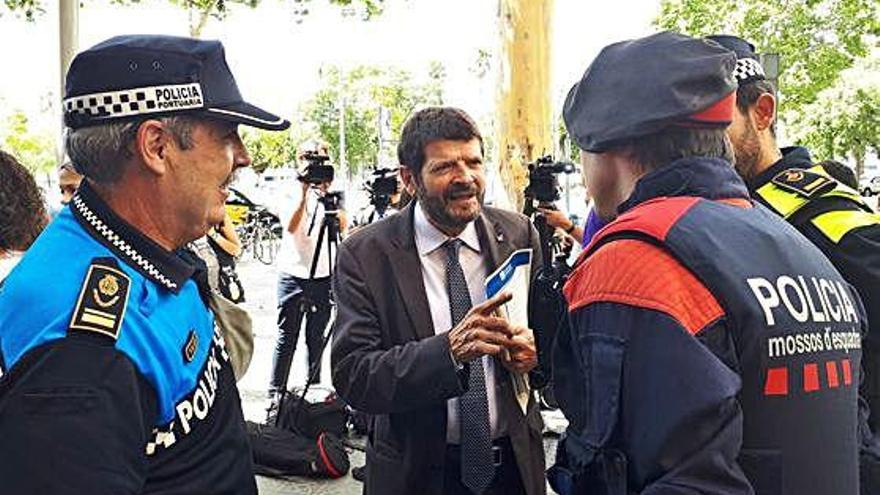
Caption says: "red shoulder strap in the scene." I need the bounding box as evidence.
[586,197,701,253]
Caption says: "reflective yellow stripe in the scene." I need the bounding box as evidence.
[756,182,809,217]
[806,165,871,208]
[756,165,874,219]
[811,210,880,243]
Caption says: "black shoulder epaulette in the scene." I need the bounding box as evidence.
[771,168,836,199]
[68,257,131,340]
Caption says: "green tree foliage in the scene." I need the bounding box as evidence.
[1,111,56,174]
[293,0,385,21]
[655,0,880,111]
[299,64,444,176]
[2,0,386,36]
[1,0,43,20]
[789,55,880,176]
[656,0,880,170]
[241,127,297,174]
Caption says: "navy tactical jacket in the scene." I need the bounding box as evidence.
[553,158,864,494]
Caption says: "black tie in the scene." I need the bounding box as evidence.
[445,239,494,494]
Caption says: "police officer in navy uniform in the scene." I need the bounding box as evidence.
[710,33,880,492]
[548,31,865,494]
[0,35,289,494]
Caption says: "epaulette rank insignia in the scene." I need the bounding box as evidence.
[69,258,130,340]
[771,168,836,198]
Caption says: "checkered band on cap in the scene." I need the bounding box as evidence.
[733,58,765,83]
[64,83,204,122]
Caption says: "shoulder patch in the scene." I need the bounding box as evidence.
[69,258,130,340]
[771,168,836,198]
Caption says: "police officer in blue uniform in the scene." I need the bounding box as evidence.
[711,33,880,493]
[549,32,865,494]
[0,35,289,494]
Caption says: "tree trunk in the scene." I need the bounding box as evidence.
[855,151,865,182]
[190,1,218,38]
[495,0,554,211]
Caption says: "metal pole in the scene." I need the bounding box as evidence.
[760,53,780,106]
[58,0,79,164]
[377,105,390,168]
[338,95,348,181]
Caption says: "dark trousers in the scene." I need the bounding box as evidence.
[443,437,527,495]
[269,274,331,395]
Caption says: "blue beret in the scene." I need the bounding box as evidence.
[64,35,289,131]
[564,31,737,153]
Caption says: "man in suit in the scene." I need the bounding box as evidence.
[332,106,546,495]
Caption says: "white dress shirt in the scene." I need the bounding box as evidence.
[413,203,506,444]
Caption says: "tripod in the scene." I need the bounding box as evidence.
[523,200,572,274]
[363,191,396,225]
[522,200,572,408]
[272,196,342,428]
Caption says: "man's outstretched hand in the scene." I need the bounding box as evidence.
[447,291,537,374]
[448,292,514,364]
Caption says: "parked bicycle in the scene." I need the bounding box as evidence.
[226,188,282,265]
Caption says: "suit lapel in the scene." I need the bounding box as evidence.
[475,210,504,274]
[388,207,513,341]
[388,204,436,340]
[476,211,516,382]
[477,210,539,422]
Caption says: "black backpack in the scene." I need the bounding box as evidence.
[274,389,349,439]
[247,421,350,479]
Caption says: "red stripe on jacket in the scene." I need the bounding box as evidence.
[565,239,724,336]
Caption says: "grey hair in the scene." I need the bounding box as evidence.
[65,116,196,184]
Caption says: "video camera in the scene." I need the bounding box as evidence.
[318,190,344,212]
[523,156,576,214]
[367,167,400,198]
[298,151,335,185]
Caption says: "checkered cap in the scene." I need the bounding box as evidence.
[64,83,204,123]
[733,57,766,82]
[706,35,767,86]
[64,35,289,131]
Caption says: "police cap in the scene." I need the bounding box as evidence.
[706,35,767,86]
[64,35,290,131]
[564,31,737,153]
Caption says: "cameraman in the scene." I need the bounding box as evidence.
[537,206,584,245]
[354,168,409,227]
[268,144,347,414]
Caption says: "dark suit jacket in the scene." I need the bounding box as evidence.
[331,203,546,495]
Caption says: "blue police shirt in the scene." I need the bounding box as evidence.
[0,182,256,494]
